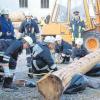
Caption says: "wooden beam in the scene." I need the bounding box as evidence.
[37,49,100,100]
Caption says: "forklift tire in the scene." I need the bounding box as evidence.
[82,32,100,52]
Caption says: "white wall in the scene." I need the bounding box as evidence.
[0,0,19,11]
[0,0,56,19]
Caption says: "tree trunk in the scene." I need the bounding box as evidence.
[37,49,100,100]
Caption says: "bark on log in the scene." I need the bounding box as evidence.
[37,49,100,100]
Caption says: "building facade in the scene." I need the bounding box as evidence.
[0,0,56,18]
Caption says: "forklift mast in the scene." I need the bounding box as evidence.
[95,0,100,32]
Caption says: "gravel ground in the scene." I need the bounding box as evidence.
[0,50,100,100]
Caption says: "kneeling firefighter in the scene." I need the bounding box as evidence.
[0,36,34,89]
[55,35,72,64]
[29,36,57,75]
[72,38,88,60]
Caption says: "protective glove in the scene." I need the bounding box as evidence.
[61,53,66,57]
[7,32,11,36]
[3,66,11,77]
[82,27,85,32]
[0,32,2,37]
[53,67,58,71]
[50,64,58,72]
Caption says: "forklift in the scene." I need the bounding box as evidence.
[42,0,100,52]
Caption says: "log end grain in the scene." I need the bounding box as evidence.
[37,74,63,100]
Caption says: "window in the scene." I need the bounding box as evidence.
[19,0,28,8]
[41,0,49,8]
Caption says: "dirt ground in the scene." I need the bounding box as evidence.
[0,50,100,100]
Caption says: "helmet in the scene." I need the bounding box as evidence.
[25,11,32,17]
[75,38,83,45]
[44,36,55,43]
[73,11,80,15]
[15,32,23,39]
[1,9,9,15]
[23,36,33,46]
[55,35,62,41]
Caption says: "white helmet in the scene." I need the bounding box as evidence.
[25,11,32,17]
[55,35,62,41]
[1,9,9,15]
[75,38,83,45]
[23,36,33,47]
[15,32,23,39]
[44,36,55,43]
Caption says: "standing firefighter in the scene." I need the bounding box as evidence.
[70,11,85,44]
[19,12,40,68]
[0,36,34,89]
[0,9,15,40]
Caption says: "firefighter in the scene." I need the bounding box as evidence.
[55,35,72,64]
[19,11,39,37]
[0,9,15,40]
[72,38,88,60]
[29,36,57,75]
[0,36,34,89]
[70,11,85,45]
[19,12,40,68]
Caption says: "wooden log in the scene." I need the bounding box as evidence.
[37,49,100,100]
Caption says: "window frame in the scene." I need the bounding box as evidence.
[41,0,49,8]
[19,0,28,8]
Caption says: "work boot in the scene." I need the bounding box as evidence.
[27,63,32,67]
[28,68,33,79]
[2,77,18,90]
[25,80,36,88]
[0,75,4,83]
[0,66,4,83]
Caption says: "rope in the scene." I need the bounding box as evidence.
[0,70,53,76]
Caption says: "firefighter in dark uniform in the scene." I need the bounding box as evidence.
[19,12,40,68]
[0,9,15,40]
[70,11,85,45]
[29,36,57,75]
[72,38,88,60]
[55,35,72,63]
[0,9,15,65]
[0,36,34,89]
